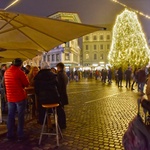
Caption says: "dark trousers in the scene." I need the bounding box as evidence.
[1,88,6,112]
[118,79,122,87]
[57,106,66,128]
[38,104,66,128]
[126,77,131,88]
[131,80,136,89]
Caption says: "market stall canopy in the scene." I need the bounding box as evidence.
[0,10,102,56]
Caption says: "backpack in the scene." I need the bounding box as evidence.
[122,115,150,150]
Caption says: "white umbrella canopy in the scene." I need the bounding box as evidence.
[0,48,42,62]
[0,9,102,61]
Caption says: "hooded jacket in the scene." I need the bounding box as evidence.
[34,69,60,104]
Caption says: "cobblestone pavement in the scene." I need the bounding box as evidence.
[0,79,142,150]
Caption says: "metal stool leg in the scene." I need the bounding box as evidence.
[39,104,63,146]
[52,108,63,138]
[58,125,63,139]
[39,109,48,145]
[54,107,59,146]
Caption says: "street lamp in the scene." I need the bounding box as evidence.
[4,0,20,10]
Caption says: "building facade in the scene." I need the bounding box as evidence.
[41,12,81,71]
[23,55,42,67]
[82,27,112,70]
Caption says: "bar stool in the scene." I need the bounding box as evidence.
[38,103,63,146]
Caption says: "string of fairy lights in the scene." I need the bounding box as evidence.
[111,0,150,20]
[4,0,20,10]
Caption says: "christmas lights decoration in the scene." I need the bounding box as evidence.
[4,0,20,10]
[111,0,150,20]
[108,9,150,69]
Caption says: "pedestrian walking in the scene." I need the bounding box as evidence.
[56,62,68,129]
[114,69,118,84]
[137,67,146,95]
[117,67,123,87]
[125,67,132,88]
[107,67,112,84]
[95,70,98,80]
[131,68,138,90]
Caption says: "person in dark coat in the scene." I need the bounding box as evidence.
[131,68,138,90]
[56,62,68,129]
[34,62,60,125]
[107,67,112,84]
[117,67,123,87]
[137,67,146,94]
[125,67,132,88]
[56,62,68,106]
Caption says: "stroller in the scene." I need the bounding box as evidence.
[122,97,150,150]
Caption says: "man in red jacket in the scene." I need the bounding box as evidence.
[4,58,29,141]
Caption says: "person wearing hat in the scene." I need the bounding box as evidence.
[4,58,29,141]
[34,62,60,125]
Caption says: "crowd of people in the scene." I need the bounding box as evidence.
[66,66,150,97]
[0,58,68,141]
[114,66,148,96]
[1,58,150,142]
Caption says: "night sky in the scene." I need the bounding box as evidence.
[0,0,150,40]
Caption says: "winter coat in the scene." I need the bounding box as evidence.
[34,69,60,104]
[117,68,123,80]
[125,69,132,79]
[57,70,68,105]
[137,69,146,83]
[4,65,29,102]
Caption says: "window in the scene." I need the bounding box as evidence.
[93,35,97,40]
[107,44,110,50]
[65,53,70,60]
[74,54,78,62]
[85,45,89,50]
[43,55,46,61]
[65,42,70,48]
[86,54,89,59]
[100,44,103,50]
[47,55,50,61]
[94,54,97,60]
[100,54,103,60]
[94,45,97,50]
[85,36,89,41]
[56,54,59,61]
[71,41,74,45]
[100,35,104,40]
[107,35,110,40]
[52,54,55,62]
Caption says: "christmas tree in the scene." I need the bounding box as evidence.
[108,9,150,69]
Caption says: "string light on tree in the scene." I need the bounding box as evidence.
[111,0,150,20]
[4,0,20,10]
[108,9,150,68]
